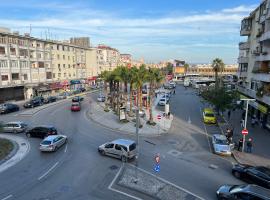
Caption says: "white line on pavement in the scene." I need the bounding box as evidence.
[108,164,142,200]
[64,144,68,153]
[38,162,59,181]
[129,164,205,200]
[1,195,13,200]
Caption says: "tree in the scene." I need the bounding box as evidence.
[128,67,138,116]
[99,70,112,111]
[201,86,238,114]
[184,63,189,76]
[212,58,225,89]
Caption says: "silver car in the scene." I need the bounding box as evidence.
[2,122,27,133]
[212,134,234,156]
[40,135,67,152]
[97,94,106,102]
[98,139,137,162]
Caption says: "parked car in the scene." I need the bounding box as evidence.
[0,103,19,114]
[2,121,27,133]
[26,126,57,138]
[97,94,106,102]
[44,96,57,104]
[216,184,270,200]
[24,97,44,108]
[158,98,168,106]
[212,134,234,156]
[98,139,137,162]
[79,88,86,92]
[40,135,67,152]
[202,108,216,124]
[232,165,270,188]
[72,96,84,102]
[71,102,81,112]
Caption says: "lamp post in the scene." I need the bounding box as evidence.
[240,98,255,152]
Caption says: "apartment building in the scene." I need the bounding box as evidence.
[238,0,270,129]
[0,29,98,102]
[186,64,238,76]
[120,54,132,68]
[97,44,120,73]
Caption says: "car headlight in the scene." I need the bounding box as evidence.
[216,190,220,195]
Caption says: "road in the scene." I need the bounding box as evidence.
[0,85,243,200]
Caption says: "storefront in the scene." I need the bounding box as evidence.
[87,76,97,86]
[61,80,69,91]
[0,86,24,103]
[49,82,64,95]
[70,80,82,91]
[33,83,51,97]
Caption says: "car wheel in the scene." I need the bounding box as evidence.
[54,146,58,152]
[26,133,31,138]
[121,156,127,162]
[233,171,241,178]
[31,105,34,108]
[13,130,17,134]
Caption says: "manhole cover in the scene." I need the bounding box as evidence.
[109,165,119,170]
[21,143,26,146]
[168,140,178,145]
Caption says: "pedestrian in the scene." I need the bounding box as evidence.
[238,138,243,151]
[242,111,245,120]
[168,112,171,119]
[227,110,231,120]
[173,90,175,95]
[240,119,245,128]
[246,138,253,153]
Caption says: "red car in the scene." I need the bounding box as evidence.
[71,102,81,111]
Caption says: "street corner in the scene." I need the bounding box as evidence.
[232,150,270,168]
[0,134,30,173]
[110,164,204,200]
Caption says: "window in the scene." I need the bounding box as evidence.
[63,64,65,68]
[57,45,59,50]
[58,73,61,77]
[63,55,65,60]
[105,143,114,148]
[11,73,19,80]
[37,53,42,59]
[115,144,121,151]
[0,47,5,54]
[53,73,55,78]
[23,74,28,80]
[36,43,40,47]
[129,143,136,151]
[120,145,127,152]
[38,62,44,68]
[10,47,16,55]
[68,56,70,60]
[46,72,52,79]
[11,61,18,68]
[68,64,70,68]
[58,64,61,68]
[0,60,7,68]
[57,54,60,59]
[1,75,8,81]
[19,49,28,57]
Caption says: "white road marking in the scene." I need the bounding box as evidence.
[108,164,142,200]
[64,144,68,153]
[129,164,205,200]
[1,195,13,200]
[188,116,191,124]
[38,162,59,181]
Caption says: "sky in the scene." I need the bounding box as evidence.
[0,0,262,64]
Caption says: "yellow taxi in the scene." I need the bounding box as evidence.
[203,108,216,124]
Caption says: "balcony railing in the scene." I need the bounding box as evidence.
[252,72,270,82]
[237,85,270,105]
[238,56,249,63]
[239,42,250,50]
[259,30,270,41]
[255,53,270,61]
[240,27,251,36]
[237,71,248,78]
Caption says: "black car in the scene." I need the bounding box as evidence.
[0,103,19,114]
[72,96,84,102]
[44,96,57,104]
[24,97,44,108]
[26,126,57,138]
[216,184,270,200]
[232,164,270,188]
[79,88,86,92]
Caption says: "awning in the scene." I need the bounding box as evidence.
[249,101,268,114]
[88,76,97,81]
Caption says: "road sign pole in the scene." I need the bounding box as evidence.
[242,101,249,152]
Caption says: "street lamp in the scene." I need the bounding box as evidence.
[240,98,255,152]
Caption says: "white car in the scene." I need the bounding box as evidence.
[97,94,106,102]
[40,135,67,152]
[212,134,234,156]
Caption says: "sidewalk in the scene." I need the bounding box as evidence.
[86,95,173,136]
[218,108,270,166]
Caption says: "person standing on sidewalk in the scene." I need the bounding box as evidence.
[251,116,256,127]
[246,138,253,153]
[238,138,243,151]
[240,119,245,128]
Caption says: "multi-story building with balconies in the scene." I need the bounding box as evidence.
[238,0,270,129]
[0,29,99,102]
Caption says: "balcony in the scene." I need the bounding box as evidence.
[252,73,270,82]
[238,56,249,63]
[237,85,270,105]
[240,27,251,36]
[259,30,270,41]
[255,52,270,61]
[238,71,248,78]
[239,42,250,50]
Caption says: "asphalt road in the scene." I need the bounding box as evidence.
[0,85,243,200]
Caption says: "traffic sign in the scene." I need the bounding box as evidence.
[242,129,248,135]
[157,114,161,120]
[154,164,160,172]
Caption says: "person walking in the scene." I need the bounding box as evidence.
[251,116,256,128]
[246,138,253,153]
[227,110,231,120]
[240,119,245,128]
[173,90,175,95]
[238,138,243,151]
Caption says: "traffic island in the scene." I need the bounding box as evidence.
[232,150,270,167]
[0,138,14,161]
[111,164,203,200]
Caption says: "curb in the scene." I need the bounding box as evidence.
[0,138,18,166]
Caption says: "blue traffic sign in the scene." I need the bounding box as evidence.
[154,164,160,172]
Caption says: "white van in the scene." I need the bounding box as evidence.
[183,78,190,87]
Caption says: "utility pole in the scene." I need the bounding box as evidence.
[240,98,255,152]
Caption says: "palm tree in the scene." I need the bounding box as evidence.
[99,70,112,111]
[112,67,122,113]
[212,58,225,89]
[128,67,138,116]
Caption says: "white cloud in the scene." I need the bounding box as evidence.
[222,5,257,13]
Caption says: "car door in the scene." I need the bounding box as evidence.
[4,123,12,132]
[57,136,65,147]
[246,168,261,184]
[30,128,39,137]
[114,144,123,158]
[53,137,60,148]
[104,143,114,157]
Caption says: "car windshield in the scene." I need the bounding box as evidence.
[129,143,136,151]
[205,113,214,117]
[215,138,228,145]
[41,140,51,145]
[72,103,79,106]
